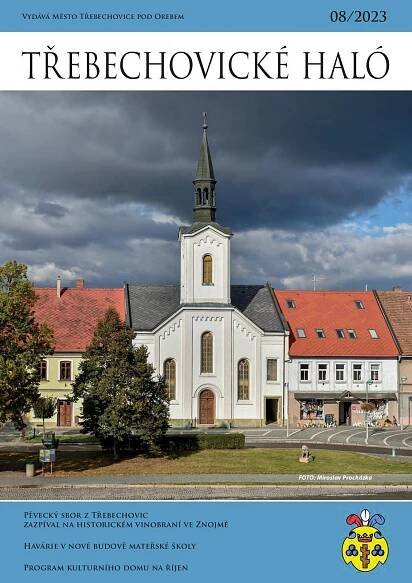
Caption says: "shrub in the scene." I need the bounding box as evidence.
[162,432,245,452]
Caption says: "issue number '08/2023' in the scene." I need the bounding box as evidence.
[330,10,387,23]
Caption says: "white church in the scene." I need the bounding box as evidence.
[126,117,289,427]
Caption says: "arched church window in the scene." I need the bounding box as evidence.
[202,254,213,285]
[196,188,202,206]
[164,358,176,400]
[204,188,209,204]
[201,332,213,373]
[238,359,250,400]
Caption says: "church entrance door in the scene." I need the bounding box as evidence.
[199,389,215,424]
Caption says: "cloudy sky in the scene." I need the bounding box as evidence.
[0,91,411,290]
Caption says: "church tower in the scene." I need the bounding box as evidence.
[179,114,232,305]
[193,113,216,223]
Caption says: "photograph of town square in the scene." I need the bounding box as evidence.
[1,92,412,499]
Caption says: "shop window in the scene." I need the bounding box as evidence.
[300,399,324,420]
[367,399,388,424]
[266,358,277,382]
[300,363,310,381]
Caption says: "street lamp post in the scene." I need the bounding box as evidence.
[400,377,407,431]
[286,382,290,438]
[284,360,292,438]
[365,379,373,444]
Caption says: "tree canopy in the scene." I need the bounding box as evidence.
[72,308,170,456]
[0,260,54,429]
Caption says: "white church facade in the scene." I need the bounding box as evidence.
[126,118,289,427]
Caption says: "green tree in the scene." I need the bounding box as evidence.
[0,261,54,430]
[32,396,57,438]
[72,309,170,457]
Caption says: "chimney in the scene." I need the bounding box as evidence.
[76,278,85,289]
[392,286,402,292]
[56,275,62,298]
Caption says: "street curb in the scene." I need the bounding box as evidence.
[1,483,412,490]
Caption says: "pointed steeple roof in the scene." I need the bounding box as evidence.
[195,113,215,182]
[179,113,232,237]
[193,112,217,223]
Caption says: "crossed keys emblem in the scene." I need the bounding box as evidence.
[341,509,389,572]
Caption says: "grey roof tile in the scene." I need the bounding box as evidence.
[126,283,286,333]
[126,284,180,331]
[231,285,286,333]
[179,222,232,236]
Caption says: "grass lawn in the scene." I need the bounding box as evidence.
[1,448,412,477]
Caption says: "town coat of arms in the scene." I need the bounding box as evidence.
[342,509,388,572]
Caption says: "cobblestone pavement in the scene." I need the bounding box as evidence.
[1,484,411,500]
[1,472,412,488]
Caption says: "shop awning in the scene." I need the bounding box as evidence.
[295,392,397,401]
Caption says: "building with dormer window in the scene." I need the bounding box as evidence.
[126,117,289,427]
[273,290,399,427]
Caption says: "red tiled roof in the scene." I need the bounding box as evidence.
[34,287,125,352]
[274,290,398,357]
[376,291,412,355]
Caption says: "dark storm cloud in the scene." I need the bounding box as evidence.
[34,201,68,218]
[0,91,412,289]
[1,92,412,230]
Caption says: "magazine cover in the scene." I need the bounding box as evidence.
[1,1,411,580]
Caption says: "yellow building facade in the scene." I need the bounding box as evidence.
[28,354,83,427]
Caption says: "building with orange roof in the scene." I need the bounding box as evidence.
[31,277,124,427]
[274,290,399,428]
[376,288,412,427]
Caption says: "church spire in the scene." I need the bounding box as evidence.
[193,112,217,223]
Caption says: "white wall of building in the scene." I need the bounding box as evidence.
[180,226,231,304]
[134,307,286,424]
[288,357,398,396]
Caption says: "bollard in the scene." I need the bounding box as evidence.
[26,463,35,478]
